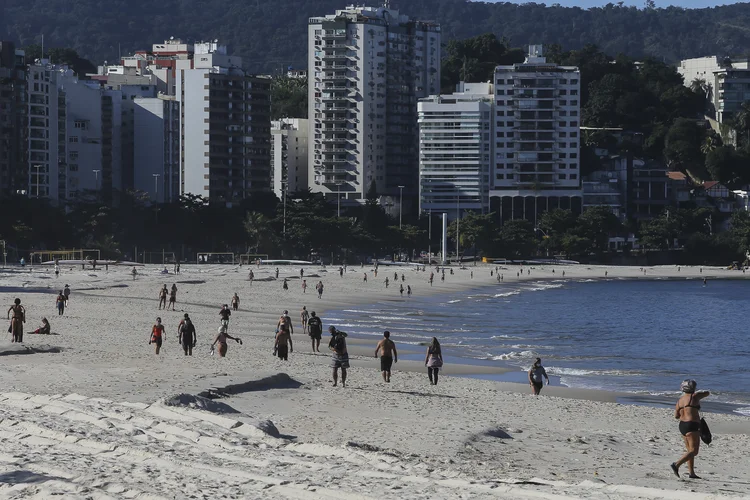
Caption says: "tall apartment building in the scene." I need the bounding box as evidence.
[677,56,750,124]
[0,42,27,198]
[27,62,122,203]
[271,118,309,200]
[491,45,582,224]
[418,82,493,219]
[176,42,271,206]
[133,95,180,202]
[308,5,440,207]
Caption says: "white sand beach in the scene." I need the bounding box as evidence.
[1,262,749,499]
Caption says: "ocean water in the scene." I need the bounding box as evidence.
[326,278,750,416]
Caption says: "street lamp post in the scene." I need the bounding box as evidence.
[32,165,43,199]
[153,173,160,203]
[92,169,101,192]
[398,185,405,229]
[428,210,432,264]
[534,227,550,257]
[336,183,342,218]
[456,196,460,264]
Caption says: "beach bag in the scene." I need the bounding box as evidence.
[700,418,712,445]
[432,357,443,368]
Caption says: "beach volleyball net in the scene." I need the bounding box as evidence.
[196,252,235,264]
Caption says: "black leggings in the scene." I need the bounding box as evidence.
[428,367,439,385]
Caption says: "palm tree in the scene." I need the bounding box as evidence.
[243,212,270,253]
[700,132,721,155]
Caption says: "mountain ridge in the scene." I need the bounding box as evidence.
[3,0,750,72]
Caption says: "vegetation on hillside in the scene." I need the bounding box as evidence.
[6,0,750,73]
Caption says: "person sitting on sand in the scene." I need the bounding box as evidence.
[211,324,241,358]
[33,318,51,335]
[275,320,293,361]
[178,315,196,356]
[375,331,398,383]
[425,337,443,385]
[307,311,323,352]
[671,379,710,479]
[328,326,349,387]
[159,285,168,310]
[529,358,549,395]
[7,298,25,343]
[149,317,165,355]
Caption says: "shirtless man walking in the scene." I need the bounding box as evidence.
[300,306,310,334]
[168,284,177,310]
[375,331,398,383]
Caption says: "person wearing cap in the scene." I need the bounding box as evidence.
[277,310,293,334]
[307,311,323,352]
[328,326,349,387]
[528,358,549,395]
[375,331,398,383]
[671,379,710,479]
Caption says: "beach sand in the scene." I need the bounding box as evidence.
[0,262,749,499]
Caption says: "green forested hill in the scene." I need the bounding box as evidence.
[3,0,750,72]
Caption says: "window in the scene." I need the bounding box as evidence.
[571,100,578,105]
[507,142,514,148]
[570,174,578,180]
[559,100,567,105]
[570,132,578,138]
[69,136,79,143]
[506,152,514,158]
[570,153,578,159]
[559,89,567,95]
[571,121,578,127]
[571,79,579,84]
[69,152,79,161]
[497,142,504,148]
[560,79,567,84]
[558,122,566,128]
[558,174,566,180]
[69,164,79,172]
[507,89,514,95]
[496,100,504,106]
[571,142,578,148]
[559,110,567,116]
[559,132,567,137]
[496,173,504,179]
[496,79,504,85]
[507,121,514,127]
[507,110,514,116]
[559,153,567,158]
[496,89,505,95]
[496,131,504,137]
[74,120,87,130]
[571,90,578,96]
[571,111,578,116]
[558,163,566,169]
[497,111,505,117]
[558,143,566,149]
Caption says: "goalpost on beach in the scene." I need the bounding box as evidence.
[142,251,177,265]
[238,253,269,265]
[196,252,235,265]
[29,249,101,265]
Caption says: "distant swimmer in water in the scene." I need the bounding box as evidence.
[671,379,710,479]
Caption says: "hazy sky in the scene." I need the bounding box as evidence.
[497,1,746,7]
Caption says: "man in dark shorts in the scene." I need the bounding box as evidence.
[178,314,196,356]
[159,285,168,310]
[307,311,323,352]
[275,321,293,361]
[328,326,349,387]
[375,330,398,383]
[528,357,549,395]
[219,304,231,327]
[169,284,177,310]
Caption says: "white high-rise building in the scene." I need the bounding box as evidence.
[491,45,582,224]
[27,62,122,203]
[418,83,493,219]
[175,42,271,206]
[308,5,440,207]
[271,118,309,200]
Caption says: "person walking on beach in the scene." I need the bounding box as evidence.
[132,267,138,280]
[529,358,549,395]
[283,278,289,291]
[399,284,404,297]
[375,331,398,383]
[275,321,293,361]
[149,317,165,355]
[363,273,368,282]
[275,268,280,279]
[339,267,344,277]
[211,324,241,358]
[429,272,434,286]
[56,290,66,316]
[384,277,389,288]
[425,337,443,385]
[231,293,240,311]
[407,285,412,297]
[7,298,25,343]
[159,285,168,310]
[219,304,231,327]
[300,268,304,278]
[63,284,71,308]
[671,379,710,479]
[328,326,349,387]
[248,269,254,284]
[307,311,322,352]
[169,284,177,310]
[300,306,310,334]
[316,281,324,299]
[277,310,294,335]
[302,279,307,293]
[178,315,196,356]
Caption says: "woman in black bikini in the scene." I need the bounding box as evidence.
[671,379,710,479]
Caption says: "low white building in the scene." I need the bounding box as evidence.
[271,118,309,200]
[418,82,493,219]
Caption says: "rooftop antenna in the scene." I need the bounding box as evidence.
[41,34,44,60]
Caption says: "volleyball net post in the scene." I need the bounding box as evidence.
[196,252,235,265]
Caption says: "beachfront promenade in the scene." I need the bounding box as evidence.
[0,263,749,499]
